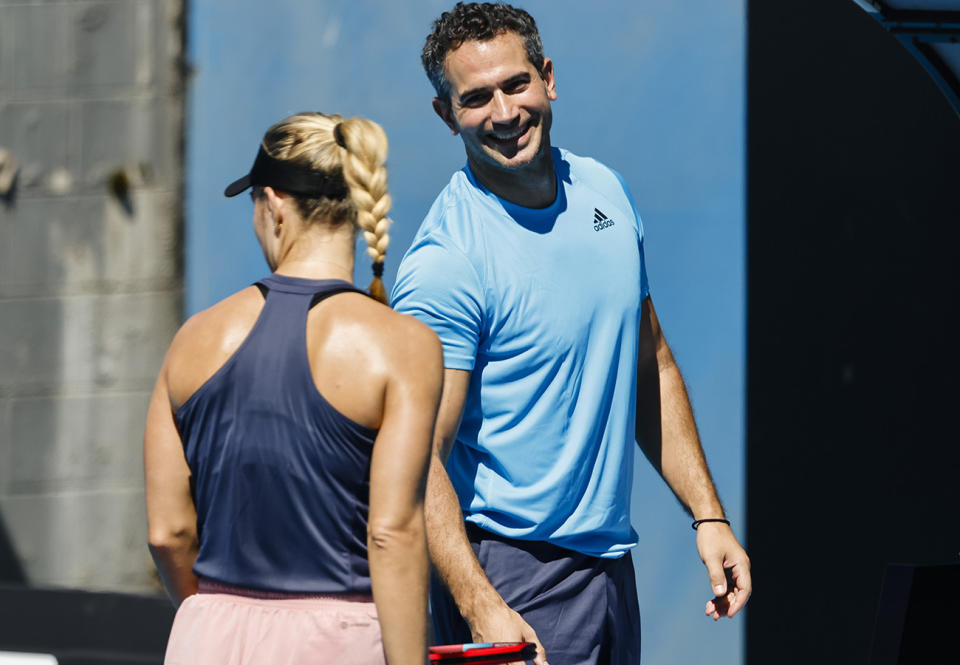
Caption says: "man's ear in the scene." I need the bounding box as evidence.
[541,57,558,101]
[432,97,459,135]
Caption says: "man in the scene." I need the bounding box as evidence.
[392,4,751,664]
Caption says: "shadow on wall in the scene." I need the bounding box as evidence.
[0,511,25,584]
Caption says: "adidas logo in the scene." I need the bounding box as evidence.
[593,208,615,231]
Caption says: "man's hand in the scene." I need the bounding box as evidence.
[425,369,548,665]
[467,600,549,665]
[696,522,751,620]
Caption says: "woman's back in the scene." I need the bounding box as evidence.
[166,282,404,430]
[170,275,407,593]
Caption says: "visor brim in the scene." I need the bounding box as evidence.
[223,174,252,197]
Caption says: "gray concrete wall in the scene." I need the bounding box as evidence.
[0,0,184,592]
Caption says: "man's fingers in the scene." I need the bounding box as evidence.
[530,645,549,665]
[706,593,727,621]
[465,601,550,665]
[698,527,751,620]
[725,592,746,618]
[705,555,727,596]
[522,624,549,665]
[705,599,717,616]
[725,562,752,617]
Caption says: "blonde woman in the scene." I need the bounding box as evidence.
[144,113,441,665]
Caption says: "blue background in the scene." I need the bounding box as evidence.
[186,2,745,662]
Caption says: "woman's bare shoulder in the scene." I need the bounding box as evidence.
[323,294,441,362]
[164,286,265,407]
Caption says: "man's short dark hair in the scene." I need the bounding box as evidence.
[422,2,546,100]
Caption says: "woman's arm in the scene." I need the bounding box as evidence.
[144,364,199,607]
[368,321,443,665]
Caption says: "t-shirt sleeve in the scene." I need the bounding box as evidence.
[612,169,651,301]
[391,235,484,370]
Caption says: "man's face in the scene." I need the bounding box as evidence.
[435,31,557,175]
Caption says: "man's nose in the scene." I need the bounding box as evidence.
[490,90,518,124]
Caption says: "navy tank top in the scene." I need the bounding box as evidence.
[174,274,378,594]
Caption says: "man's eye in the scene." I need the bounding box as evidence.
[461,93,491,108]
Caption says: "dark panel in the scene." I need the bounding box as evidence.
[869,564,960,665]
[895,564,960,663]
[0,586,174,664]
[746,1,960,664]
[0,513,26,584]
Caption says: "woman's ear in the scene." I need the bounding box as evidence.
[263,186,285,233]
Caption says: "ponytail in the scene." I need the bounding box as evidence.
[333,118,391,305]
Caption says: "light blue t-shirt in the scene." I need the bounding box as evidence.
[392,148,649,558]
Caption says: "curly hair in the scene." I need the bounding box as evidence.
[422,2,545,100]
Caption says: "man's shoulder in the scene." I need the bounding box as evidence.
[557,147,626,194]
[556,147,637,219]
[404,167,498,263]
[395,170,479,279]
[422,167,494,229]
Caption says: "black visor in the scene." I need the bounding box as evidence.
[224,146,349,200]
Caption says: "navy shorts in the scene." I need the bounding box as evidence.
[431,523,642,665]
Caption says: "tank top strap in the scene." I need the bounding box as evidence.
[231,276,361,396]
[255,274,363,297]
[256,274,373,308]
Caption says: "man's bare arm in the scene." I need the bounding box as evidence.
[635,297,752,619]
[427,368,548,665]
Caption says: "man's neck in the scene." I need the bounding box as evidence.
[468,147,557,209]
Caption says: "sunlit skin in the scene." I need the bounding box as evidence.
[251,191,279,271]
[251,187,354,280]
[433,32,558,208]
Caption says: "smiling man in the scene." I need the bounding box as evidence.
[391,4,751,665]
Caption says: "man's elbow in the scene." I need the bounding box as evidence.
[655,342,679,376]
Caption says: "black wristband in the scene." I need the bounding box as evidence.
[692,518,730,530]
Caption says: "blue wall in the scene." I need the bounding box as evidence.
[187,2,744,662]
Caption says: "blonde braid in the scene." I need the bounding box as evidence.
[336,117,391,305]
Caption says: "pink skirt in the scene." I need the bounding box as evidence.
[163,583,385,665]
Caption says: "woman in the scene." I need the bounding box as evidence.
[144,112,442,665]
